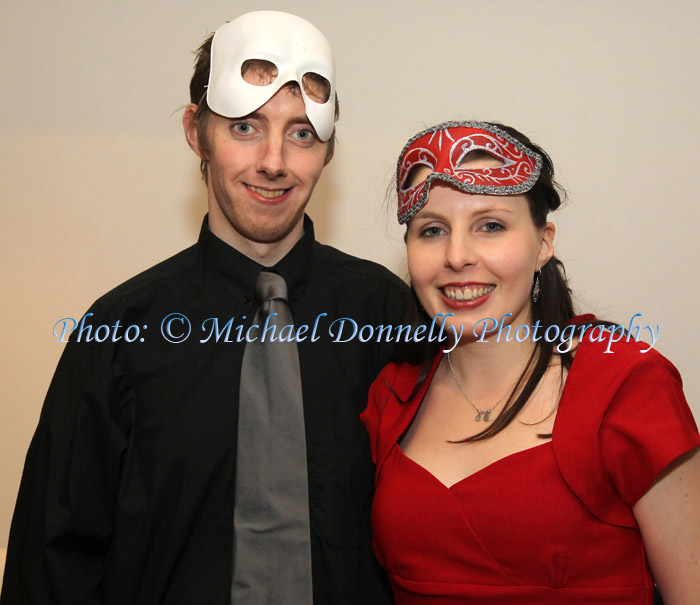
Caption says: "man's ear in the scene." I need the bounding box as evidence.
[183,104,206,159]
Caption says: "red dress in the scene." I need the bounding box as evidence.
[361,335,700,604]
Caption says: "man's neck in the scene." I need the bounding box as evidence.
[207,214,305,267]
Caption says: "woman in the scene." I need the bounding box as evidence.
[361,121,700,604]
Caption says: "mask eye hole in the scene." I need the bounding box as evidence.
[241,59,278,86]
[402,164,433,190]
[458,150,506,169]
[302,72,331,103]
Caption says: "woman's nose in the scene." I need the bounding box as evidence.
[444,234,477,271]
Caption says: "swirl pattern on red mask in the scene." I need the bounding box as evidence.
[397,122,542,224]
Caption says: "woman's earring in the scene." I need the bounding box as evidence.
[532,270,541,304]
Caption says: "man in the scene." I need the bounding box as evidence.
[1,11,405,604]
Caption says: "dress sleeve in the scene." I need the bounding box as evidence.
[361,361,409,466]
[600,352,700,508]
[1,332,131,604]
[361,372,389,465]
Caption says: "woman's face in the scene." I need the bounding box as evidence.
[406,163,555,343]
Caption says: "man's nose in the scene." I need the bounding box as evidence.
[257,135,287,179]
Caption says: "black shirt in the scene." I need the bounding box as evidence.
[2,216,407,604]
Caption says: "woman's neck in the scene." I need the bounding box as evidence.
[445,335,537,395]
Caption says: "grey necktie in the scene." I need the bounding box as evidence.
[232,271,313,604]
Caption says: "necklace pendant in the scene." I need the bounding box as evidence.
[447,352,515,427]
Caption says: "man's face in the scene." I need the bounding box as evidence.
[193,84,331,261]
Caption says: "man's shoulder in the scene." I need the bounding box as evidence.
[312,241,406,290]
[89,244,202,314]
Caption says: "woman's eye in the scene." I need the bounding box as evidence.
[482,222,504,233]
[421,226,445,238]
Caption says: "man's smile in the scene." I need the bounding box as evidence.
[245,184,292,199]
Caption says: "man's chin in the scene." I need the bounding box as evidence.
[209,201,308,250]
[242,221,301,245]
[235,209,309,246]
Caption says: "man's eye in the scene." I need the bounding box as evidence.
[293,129,315,142]
[232,123,252,134]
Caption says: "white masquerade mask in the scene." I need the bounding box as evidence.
[207,11,336,141]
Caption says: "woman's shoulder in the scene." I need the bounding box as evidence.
[572,317,674,380]
[374,358,426,387]
[368,358,428,412]
[554,319,698,523]
[362,357,438,466]
[564,323,686,430]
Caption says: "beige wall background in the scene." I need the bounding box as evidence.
[1,0,699,550]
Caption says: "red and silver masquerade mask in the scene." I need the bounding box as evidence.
[396,121,542,224]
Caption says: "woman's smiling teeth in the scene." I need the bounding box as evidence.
[442,284,495,301]
[246,185,289,199]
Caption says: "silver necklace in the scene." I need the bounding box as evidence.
[446,352,519,422]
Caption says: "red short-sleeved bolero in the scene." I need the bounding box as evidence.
[361,332,700,604]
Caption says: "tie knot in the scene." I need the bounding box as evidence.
[254,271,288,304]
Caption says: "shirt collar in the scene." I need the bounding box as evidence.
[198,214,315,311]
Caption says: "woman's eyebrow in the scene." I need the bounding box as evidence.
[414,203,515,223]
[470,205,514,216]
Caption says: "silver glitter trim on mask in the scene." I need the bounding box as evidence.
[396,121,543,224]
